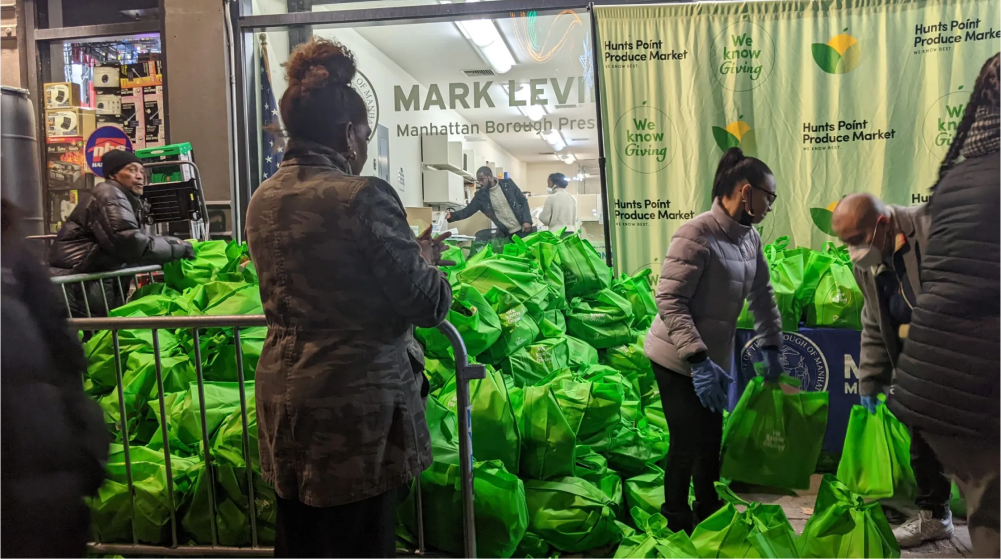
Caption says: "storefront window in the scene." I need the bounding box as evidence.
[246,7,606,253]
[40,34,163,232]
[36,0,160,28]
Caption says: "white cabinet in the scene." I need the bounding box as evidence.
[422,135,464,172]
[423,169,466,207]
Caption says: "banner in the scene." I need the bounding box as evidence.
[596,0,1000,276]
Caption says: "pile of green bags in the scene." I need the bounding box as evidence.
[738,237,864,331]
[83,240,274,546]
[405,233,677,556]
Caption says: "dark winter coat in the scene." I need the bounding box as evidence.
[1,216,109,557]
[49,179,190,273]
[891,154,1000,438]
[447,178,533,235]
[246,138,451,507]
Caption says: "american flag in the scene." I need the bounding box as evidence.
[259,34,284,182]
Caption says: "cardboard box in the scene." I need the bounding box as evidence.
[46,139,87,189]
[142,86,165,146]
[405,206,434,235]
[92,64,121,90]
[45,108,96,141]
[120,60,163,88]
[120,87,144,149]
[95,93,121,116]
[47,189,91,233]
[43,82,82,109]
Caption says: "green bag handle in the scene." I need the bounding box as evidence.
[532,478,611,505]
[823,242,853,265]
[763,236,790,261]
[714,481,751,507]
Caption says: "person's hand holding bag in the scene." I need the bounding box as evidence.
[690,357,732,413]
[758,345,784,382]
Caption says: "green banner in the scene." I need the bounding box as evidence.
[596,0,1000,276]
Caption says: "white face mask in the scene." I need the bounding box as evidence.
[547,187,555,194]
[849,218,888,268]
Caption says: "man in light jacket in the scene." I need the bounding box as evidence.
[832,193,953,548]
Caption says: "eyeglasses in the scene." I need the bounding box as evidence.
[751,184,777,206]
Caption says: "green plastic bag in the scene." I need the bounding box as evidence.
[691,483,799,558]
[182,281,263,315]
[457,254,550,317]
[836,402,917,500]
[416,285,502,359]
[721,375,829,490]
[515,384,577,479]
[558,234,612,298]
[524,477,623,552]
[84,316,179,394]
[216,240,258,284]
[615,507,700,558]
[506,234,568,311]
[501,337,571,388]
[480,287,541,364]
[514,532,552,558]
[550,374,623,447]
[424,395,461,466]
[425,357,456,395]
[163,240,231,291]
[579,364,643,424]
[612,269,658,326]
[643,392,668,431]
[737,238,833,331]
[538,310,567,339]
[89,445,200,545]
[575,446,625,515]
[97,352,196,441]
[594,419,669,478]
[567,289,635,349]
[148,382,246,458]
[797,474,900,558]
[566,335,599,371]
[400,460,529,558]
[605,341,657,399]
[806,243,864,330]
[951,482,967,519]
[625,464,666,519]
[438,367,520,475]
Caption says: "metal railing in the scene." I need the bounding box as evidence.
[52,265,162,317]
[68,315,483,558]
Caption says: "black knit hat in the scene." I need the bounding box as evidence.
[101,149,142,178]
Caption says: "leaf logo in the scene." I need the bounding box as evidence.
[810,200,841,236]
[712,120,754,152]
[812,32,861,74]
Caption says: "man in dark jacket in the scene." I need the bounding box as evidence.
[832,195,954,548]
[49,149,194,316]
[893,53,1000,558]
[446,166,534,238]
[1,198,109,557]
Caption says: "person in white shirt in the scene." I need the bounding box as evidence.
[539,173,577,234]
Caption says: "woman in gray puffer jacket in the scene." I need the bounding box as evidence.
[645,147,784,533]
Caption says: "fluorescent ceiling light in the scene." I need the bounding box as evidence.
[542,130,566,152]
[559,153,576,165]
[446,0,515,75]
[504,84,546,121]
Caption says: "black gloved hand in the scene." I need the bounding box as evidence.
[181,241,196,260]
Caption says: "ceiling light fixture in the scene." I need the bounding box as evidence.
[503,84,546,121]
[444,0,515,75]
[542,129,566,152]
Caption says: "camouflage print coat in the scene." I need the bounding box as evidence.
[246,138,452,507]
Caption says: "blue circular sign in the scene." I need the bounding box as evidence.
[86,126,134,177]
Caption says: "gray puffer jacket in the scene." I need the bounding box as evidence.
[645,199,782,375]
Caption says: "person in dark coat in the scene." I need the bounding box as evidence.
[446,166,535,238]
[1,198,109,557]
[245,38,452,558]
[48,149,194,316]
[892,53,1000,558]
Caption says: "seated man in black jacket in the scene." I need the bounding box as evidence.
[49,149,194,316]
[446,166,534,239]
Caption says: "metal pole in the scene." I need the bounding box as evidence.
[152,330,179,548]
[415,476,425,554]
[435,321,484,559]
[192,329,220,547]
[112,331,139,546]
[589,2,614,270]
[82,280,93,317]
[233,328,259,547]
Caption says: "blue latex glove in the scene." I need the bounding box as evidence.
[691,359,732,413]
[860,395,882,414]
[759,347,784,382]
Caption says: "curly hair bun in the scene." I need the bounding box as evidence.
[285,38,357,90]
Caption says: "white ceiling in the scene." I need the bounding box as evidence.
[313,5,600,165]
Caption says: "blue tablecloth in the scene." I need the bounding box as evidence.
[728,328,862,454]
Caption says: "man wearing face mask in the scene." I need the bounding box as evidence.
[831,193,954,548]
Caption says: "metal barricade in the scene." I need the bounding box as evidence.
[51,265,162,317]
[67,315,482,558]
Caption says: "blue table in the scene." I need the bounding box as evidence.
[728,328,862,454]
